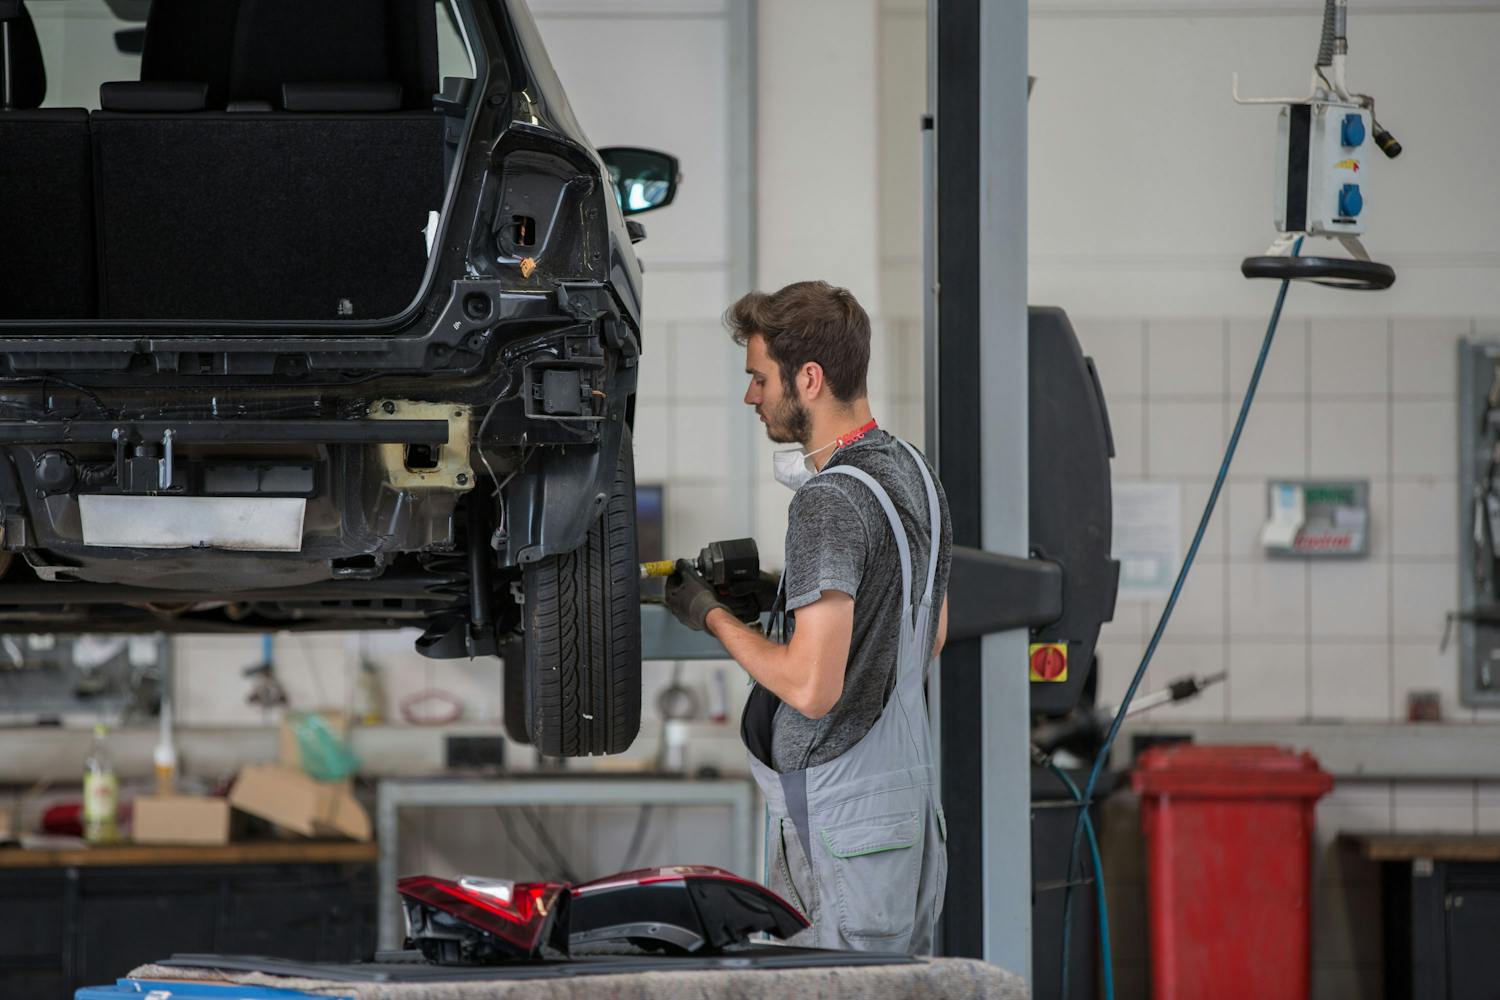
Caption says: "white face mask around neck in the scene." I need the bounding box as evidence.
[771,438,838,492]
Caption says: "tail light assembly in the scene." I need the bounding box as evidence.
[398,865,807,964]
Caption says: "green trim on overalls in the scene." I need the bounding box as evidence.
[748,438,948,954]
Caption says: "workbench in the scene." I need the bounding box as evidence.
[122,953,1030,999]
[0,840,377,998]
[1343,833,1500,999]
[376,776,757,951]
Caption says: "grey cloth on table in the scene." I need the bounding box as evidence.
[128,958,1029,999]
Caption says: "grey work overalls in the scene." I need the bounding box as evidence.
[741,439,947,954]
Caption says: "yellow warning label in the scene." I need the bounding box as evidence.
[1029,642,1068,683]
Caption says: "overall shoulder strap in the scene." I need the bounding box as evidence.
[819,466,913,625]
[895,439,942,607]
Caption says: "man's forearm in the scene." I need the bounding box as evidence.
[705,608,830,718]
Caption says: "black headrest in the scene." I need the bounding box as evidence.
[0,1,45,109]
[99,80,210,113]
[140,0,242,109]
[229,0,436,110]
[282,81,402,113]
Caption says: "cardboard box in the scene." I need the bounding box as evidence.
[133,795,231,846]
[229,764,371,841]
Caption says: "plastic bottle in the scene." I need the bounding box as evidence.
[354,659,387,726]
[83,723,119,844]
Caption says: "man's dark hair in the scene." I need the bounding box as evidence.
[725,280,871,404]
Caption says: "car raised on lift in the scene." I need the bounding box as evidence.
[0,0,676,755]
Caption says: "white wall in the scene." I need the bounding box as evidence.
[1028,0,1500,317]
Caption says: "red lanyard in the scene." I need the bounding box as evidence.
[834,419,878,449]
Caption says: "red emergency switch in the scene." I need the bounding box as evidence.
[1029,643,1067,682]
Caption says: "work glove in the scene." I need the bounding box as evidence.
[664,562,728,632]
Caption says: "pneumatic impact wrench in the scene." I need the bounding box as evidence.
[641,538,775,624]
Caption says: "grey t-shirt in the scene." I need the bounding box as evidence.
[770,430,953,772]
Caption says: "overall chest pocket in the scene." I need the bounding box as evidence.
[819,811,922,943]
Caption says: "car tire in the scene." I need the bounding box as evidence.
[522,427,642,756]
[501,639,531,745]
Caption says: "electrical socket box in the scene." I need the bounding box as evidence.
[1274,103,1370,237]
[1261,480,1369,558]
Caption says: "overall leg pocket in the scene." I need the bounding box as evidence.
[775,816,816,921]
[819,811,922,945]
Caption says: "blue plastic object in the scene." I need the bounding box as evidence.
[1340,113,1365,148]
[77,979,348,999]
[292,712,360,781]
[1338,183,1363,218]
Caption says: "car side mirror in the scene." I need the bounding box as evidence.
[598,147,680,216]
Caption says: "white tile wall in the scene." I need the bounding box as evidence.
[631,402,672,483]
[1308,318,1390,397]
[1390,479,1460,557]
[1308,562,1391,640]
[1107,400,1146,479]
[1146,401,1224,478]
[1228,562,1308,640]
[1308,643,1392,722]
[1073,316,1487,733]
[1146,319,1224,397]
[1308,401,1389,478]
[666,482,735,559]
[1392,400,1458,477]
[1393,782,1478,834]
[1227,641,1309,720]
[1390,562,1459,641]
[1392,318,1466,397]
[1478,783,1500,832]
[669,402,734,480]
[1365,480,1393,558]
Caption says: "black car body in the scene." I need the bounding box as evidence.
[0,0,672,754]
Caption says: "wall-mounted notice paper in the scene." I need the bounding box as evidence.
[1112,482,1181,598]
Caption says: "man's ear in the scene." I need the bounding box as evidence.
[801,362,827,401]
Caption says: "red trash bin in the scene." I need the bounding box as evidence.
[1132,744,1332,1000]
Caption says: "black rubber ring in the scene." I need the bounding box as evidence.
[1240,255,1396,290]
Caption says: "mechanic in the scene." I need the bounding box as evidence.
[664,280,953,954]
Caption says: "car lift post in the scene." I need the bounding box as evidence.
[927,0,1032,981]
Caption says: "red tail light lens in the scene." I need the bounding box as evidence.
[398,875,566,953]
